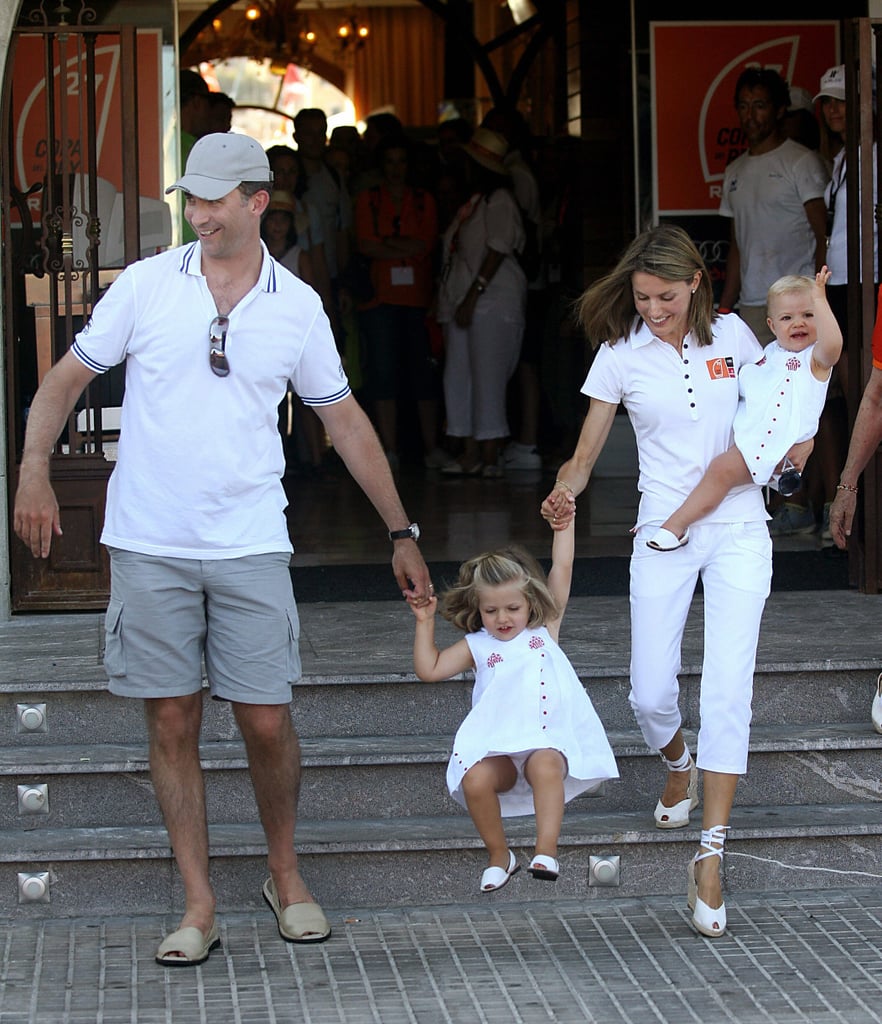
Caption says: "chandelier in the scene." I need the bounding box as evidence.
[335,11,369,53]
[183,1,370,73]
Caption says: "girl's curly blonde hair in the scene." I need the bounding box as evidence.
[439,545,559,634]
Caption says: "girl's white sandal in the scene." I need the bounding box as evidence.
[480,850,519,892]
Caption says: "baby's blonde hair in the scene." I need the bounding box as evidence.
[767,274,813,315]
[439,545,559,634]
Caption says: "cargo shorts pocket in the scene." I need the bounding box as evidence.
[103,597,126,678]
[285,605,302,682]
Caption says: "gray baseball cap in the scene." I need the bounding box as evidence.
[166,132,272,200]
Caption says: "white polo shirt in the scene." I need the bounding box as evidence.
[583,313,767,528]
[72,241,349,559]
[719,139,829,306]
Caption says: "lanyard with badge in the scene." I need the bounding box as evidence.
[388,212,414,286]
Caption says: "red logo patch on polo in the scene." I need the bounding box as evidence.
[706,356,736,379]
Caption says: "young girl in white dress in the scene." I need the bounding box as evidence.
[648,268,843,551]
[409,519,617,892]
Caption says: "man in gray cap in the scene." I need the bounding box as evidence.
[13,132,431,966]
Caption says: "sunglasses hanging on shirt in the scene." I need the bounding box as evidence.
[209,315,231,377]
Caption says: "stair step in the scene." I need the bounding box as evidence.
[2,724,880,827]
[7,720,879,773]
[2,803,881,918]
[6,801,882,859]
[2,668,878,746]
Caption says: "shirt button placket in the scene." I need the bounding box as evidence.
[682,342,697,418]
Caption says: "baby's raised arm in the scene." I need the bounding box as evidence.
[811,266,843,374]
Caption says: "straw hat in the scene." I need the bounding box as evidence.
[461,127,509,175]
[265,190,298,215]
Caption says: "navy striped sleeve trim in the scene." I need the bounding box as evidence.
[300,384,351,407]
[71,340,110,374]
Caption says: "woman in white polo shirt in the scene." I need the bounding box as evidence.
[542,225,808,938]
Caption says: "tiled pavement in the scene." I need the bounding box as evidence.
[4,888,882,1022]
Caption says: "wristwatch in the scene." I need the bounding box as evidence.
[389,523,420,542]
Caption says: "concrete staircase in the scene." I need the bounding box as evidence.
[2,598,882,919]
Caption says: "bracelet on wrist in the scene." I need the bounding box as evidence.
[554,478,574,494]
[836,481,859,494]
[475,275,489,294]
[716,306,732,314]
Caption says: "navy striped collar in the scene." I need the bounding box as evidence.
[177,240,279,293]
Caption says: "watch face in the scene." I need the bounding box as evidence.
[390,523,420,541]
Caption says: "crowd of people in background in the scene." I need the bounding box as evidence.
[176,63,873,554]
[174,68,587,483]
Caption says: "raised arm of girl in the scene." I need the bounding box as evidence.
[545,519,575,643]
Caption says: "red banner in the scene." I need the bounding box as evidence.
[652,21,839,215]
[11,29,163,224]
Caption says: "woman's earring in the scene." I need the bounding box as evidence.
[691,289,696,294]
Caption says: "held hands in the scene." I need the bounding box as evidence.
[391,539,432,604]
[540,480,576,531]
[407,593,437,621]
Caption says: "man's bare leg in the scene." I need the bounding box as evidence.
[233,702,317,906]
[145,693,215,939]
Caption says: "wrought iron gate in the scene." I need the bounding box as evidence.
[2,5,144,610]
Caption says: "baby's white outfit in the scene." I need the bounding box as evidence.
[446,626,618,817]
[733,340,830,486]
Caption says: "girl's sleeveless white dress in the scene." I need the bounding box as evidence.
[446,626,618,817]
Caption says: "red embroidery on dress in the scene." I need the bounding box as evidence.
[786,356,801,371]
[529,636,545,649]
[487,652,502,667]
[756,355,767,366]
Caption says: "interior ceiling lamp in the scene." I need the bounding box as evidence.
[335,11,369,52]
[186,0,318,72]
